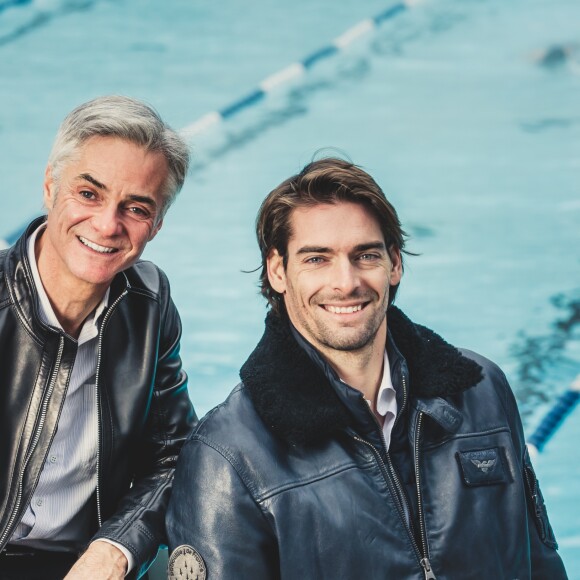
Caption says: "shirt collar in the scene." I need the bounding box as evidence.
[375,350,397,418]
[27,223,109,344]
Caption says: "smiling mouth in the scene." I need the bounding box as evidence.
[78,236,118,254]
[322,303,367,314]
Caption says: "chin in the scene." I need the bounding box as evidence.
[72,269,118,287]
[317,331,376,352]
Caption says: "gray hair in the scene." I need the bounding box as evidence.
[48,95,190,216]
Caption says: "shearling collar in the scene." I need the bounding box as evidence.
[240,306,483,446]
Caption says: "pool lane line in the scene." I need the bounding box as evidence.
[527,373,580,458]
[1,0,419,245]
[180,0,417,139]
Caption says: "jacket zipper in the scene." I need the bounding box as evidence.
[354,435,420,547]
[354,371,437,580]
[0,335,65,548]
[94,290,127,528]
[393,371,408,431]
[414,412,436,579]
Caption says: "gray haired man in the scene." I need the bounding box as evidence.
[0,96,196,579]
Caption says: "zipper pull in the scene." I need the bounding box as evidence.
[420,557,437,580]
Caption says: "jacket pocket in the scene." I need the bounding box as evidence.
[523,447,558,550]
[456,447,510,486]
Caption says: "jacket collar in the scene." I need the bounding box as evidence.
[240,307,483,446]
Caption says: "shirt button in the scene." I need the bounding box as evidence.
[50,455,57,464]
[36,498,43,507]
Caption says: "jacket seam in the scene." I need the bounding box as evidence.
[128,286,160,302]
[259,463,363,502]
[421,426,510,451]
[188,437,276,533]
[192,434,260,496]
[3,284,45,347]
[99,474,172,561]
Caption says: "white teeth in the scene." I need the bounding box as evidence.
[79,236,116,254]
[325,304,363,314]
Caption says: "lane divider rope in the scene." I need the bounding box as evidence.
[180,1,414,139]
[0,0,416,247]
[527,373,580,458]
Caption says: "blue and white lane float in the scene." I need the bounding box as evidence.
[1,1,419,248]
[527,373,580,460]
[181,0,418,139]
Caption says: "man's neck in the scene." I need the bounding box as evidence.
[35,232,107,339]
[322,319,387,407]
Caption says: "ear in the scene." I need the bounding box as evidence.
[267,249,287,294]
[43,165,55,211]
[148,218,164,242]
[389,247,403,285]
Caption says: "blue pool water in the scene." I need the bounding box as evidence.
[1,0,579,574]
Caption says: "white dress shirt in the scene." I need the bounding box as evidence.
[10,224,133,573]
[367,350,398,449]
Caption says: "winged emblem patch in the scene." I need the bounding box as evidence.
[457,447,508,486]
[470,458,497,473]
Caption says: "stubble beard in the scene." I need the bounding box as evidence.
[313,308,386,352]
[296,292,388,354]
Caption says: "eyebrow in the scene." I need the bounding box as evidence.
[296,241,386,255]
[78,173,158,210]
[353,242,387,253]
[296,246,333,255]
[79,173,106,190]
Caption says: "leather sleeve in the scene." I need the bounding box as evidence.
[497,371,568,579]
[166,433,279,579]
[92,276,197,577]
[523,447,569,579]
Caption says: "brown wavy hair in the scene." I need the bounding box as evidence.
[256,157,409,316]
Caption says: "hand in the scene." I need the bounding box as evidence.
[64,541,128,579]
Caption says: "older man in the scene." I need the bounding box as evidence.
[167,158,567,579]
[0,96,196,579]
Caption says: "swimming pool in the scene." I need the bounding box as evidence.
[1,0,579,574]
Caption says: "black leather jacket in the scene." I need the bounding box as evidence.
[167,309,567,579]
[0,218,197,576]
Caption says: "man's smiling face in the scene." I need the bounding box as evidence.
[40,135,168,293]
[267,201,402,355]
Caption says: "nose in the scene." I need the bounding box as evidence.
[331,257,360,295]
[91,202,124,237]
